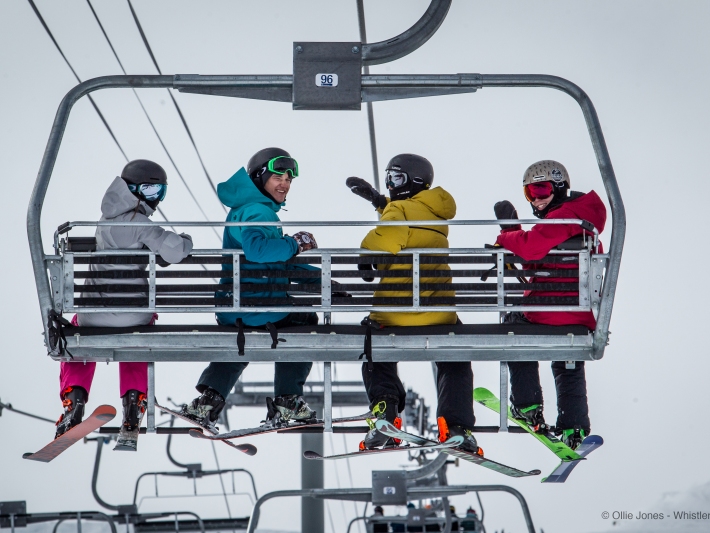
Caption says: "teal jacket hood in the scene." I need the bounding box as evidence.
[217,167,285,212]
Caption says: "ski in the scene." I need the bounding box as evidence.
[375,420,541,478]
[23,405,116,463]
[473,387,583,462]
[189,412,371,441]
[114,425,140,451]
[542,435,603,483]
[155,400,257,456]
[304,435,464,461]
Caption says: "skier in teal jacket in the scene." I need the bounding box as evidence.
[182,148,320,428]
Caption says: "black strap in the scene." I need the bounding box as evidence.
[264,322,285,349]
[358,322,374,372]
[236,318,245,356]
[48,310,73,358]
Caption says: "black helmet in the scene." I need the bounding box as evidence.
[385,154,434,201]
[247,147,292,181]
[121,159,167,185]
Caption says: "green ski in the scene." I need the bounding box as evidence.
[473,387,582,462]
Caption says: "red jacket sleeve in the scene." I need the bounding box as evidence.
[495,219,580,261]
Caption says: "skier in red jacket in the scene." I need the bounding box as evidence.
[493,160,607,449]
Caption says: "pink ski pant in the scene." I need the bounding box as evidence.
[59,315,151,399]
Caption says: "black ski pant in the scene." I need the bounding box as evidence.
[196,312,317,399]
[362,361,475,430]
[507,361,590,434]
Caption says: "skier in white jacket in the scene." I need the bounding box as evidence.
[56,160,193,448]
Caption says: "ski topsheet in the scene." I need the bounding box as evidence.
[473,387,582,462]
[542,435,603,483]
[189,412,371,441]
[155,400,257,456]
[375,420,541,478]
[304,435,464,460]
[23,405,116,463]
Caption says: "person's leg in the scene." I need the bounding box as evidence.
[360,362,406,449]
[56,362,95,437]
[551,361,590,434]
[59,361,96,399]
[507,361,543,407]
[118,362,148,397]
[507,361,546,427]
[196,362,250,399]
[274,362,312,397]
[435,362,475,429]
[361,362,406,411]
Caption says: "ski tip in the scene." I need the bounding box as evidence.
[529,469,542,475]
[22,452,33,459]
[303,450,323,459]
[585,435,604,445]
[97,413,115,422]
[472,387,494,400]
[237,444,258,456]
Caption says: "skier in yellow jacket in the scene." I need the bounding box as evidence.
[346,154,478,453]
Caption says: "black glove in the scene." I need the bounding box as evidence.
[493,200,522,230]
[332,280,352,298]
[358,263,375,282]
[346,177,388,210]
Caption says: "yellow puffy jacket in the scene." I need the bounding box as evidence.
[361,186,458,326]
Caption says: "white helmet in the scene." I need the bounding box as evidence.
[522,160,570,188]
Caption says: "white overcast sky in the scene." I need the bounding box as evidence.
[1,2,710,533]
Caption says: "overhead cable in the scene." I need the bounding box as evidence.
[85,0,222,239]
[126,0,224,208]
[26,0,128,161]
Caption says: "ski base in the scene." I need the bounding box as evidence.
[375,420,540,478]
[542,435,604,483]
[23,405,116,463]
[155,400,257,456]
[114,427,139,452]
[473,387,582,462]
[304,435,464,460]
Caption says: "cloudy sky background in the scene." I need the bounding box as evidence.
[1,1,709,532]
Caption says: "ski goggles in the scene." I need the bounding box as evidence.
[385,169,408,188]
[128,183,167,202]
[524,181,554,202]
[267,156,299,178]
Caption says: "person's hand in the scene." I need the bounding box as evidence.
[358,263,375,282]
[493,200,522,230]
[291,231,318,253]
[346,177,387,210]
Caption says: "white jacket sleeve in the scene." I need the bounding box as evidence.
[137,224,193,263]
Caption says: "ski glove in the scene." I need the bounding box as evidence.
[493,200,522,230]
[346,177,388,210]
[358,263,375,282]
[291,231,318,253]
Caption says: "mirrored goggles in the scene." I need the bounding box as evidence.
[385,169,409,188]
[267,156,299,178]
[524,182,554,202]
[128,183,167,202]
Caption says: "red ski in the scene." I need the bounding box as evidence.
[23,405,116,463]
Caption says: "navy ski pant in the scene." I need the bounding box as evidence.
[508,361,591,433]
[196,312,316,399]
[362,361,475,430]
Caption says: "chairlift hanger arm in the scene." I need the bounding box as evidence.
[360,0,452,66]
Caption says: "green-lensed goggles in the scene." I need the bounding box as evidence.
[267,156,299,178]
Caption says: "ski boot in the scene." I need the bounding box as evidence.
[511,403,548,433]
[265,394,317,425]
[360,400,401,450]
[181,387,226,431]
[55,386,88,439]
[560,427,586,450]
[114,389,147,451]
[438,417,482,455]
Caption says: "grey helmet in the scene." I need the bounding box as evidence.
[522,160,570,219]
